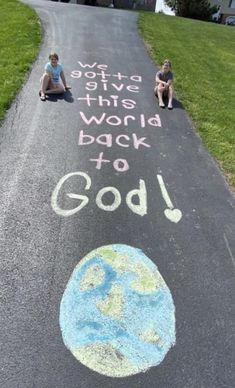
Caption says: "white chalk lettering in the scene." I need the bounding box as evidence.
[51,172,91,217]
[96,187,121,211]
[126,179,147,216]
[51,171,148,216]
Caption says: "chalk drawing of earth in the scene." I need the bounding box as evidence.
[60,244,176,377]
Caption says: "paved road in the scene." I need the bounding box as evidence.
[0,1,235,387]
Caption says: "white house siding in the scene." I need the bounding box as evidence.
[155,0,175,15]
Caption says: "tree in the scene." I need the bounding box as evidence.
[165,0,212,21]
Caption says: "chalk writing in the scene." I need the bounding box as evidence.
[51,171,147,217]
[51,60,182,222]
[157,175,182,223]
[79,112,161,128]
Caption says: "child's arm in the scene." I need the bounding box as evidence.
[60,71,71,90]
[45,64,52,79]
[155,73,167,87]
[166,78,173,86]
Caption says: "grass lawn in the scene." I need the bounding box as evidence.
[138,12,235,187]
[0,0,41,123]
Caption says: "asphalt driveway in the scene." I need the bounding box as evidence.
[0,1,234,387]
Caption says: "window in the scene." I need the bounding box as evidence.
[230,0,235,9]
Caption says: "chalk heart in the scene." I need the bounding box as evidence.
[164,208,182,223]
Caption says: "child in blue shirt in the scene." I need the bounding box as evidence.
[154,59,174,110]
[39,52,70,101]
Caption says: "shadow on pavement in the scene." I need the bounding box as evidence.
[155,94,185,110]
[172,98,185,110]
[46,90,74,103]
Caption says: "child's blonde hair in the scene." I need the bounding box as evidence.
[163,59,172,68]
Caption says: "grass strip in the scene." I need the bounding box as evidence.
[138,12,235,187]
[0,0,41,123]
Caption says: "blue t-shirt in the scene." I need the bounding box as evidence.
[45,62,63,84]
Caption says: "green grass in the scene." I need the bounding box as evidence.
[0,0,41,123]
[138,12,235,187]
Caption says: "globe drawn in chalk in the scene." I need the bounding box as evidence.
[60,244,176,377]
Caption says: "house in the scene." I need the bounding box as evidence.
[71,0,235,17]
[210,0,235,23]
[155,0,175,15]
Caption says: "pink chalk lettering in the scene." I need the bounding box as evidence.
[130,75,142,82]
[101,80,108,91]
[126,85,139,93]
[77,94,97,106]
[122,99,136,109]
[96,70,111,79]
[77,62,98,68]
[85,81,97,91]
[106,116,122,126]
[96,134,112,148]
[116,134,130,148]
[123,115,135,126]
[110,95,119,107]
[140,114,146,128]
[112,72,128,80]
[78,131,150,149]
[80,112,106,125]
[111,83,124,92]
[79,112,161,128]
[113,159,129,172]
[78,94,136,109]
[71,70,82,78]
[90,152,110,170]
[97,64,108,71]
[84,71,96,79]
[132,134,151,149]
[148,114,162,127]
[78,130,94,145]
[98,96,111,107]
[77,62,108,71]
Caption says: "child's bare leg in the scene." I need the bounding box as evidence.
[45,83,65,95]
[167,86,173,108]
[157,85,165,107]
[40,74,51,97]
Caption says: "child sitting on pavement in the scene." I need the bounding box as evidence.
[39,52,71,101]
[154,59,174,110]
